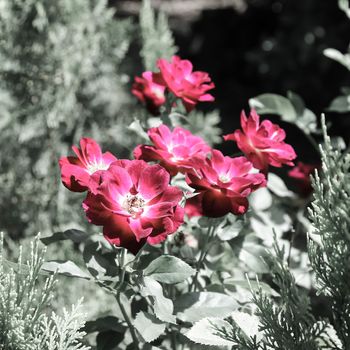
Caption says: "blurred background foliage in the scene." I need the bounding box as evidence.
[0,0,135,237]
[1,0,350,348]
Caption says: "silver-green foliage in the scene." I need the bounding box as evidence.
[0,234,89,350]
[210,240,341,350]
[0,0,133,236]
[248,243,321,350]
[38,301,90,350]
[0,235,54,349]
[179,110,222,146]
[308,116,350,348]
[140,0,177,71]
[214,242,319,350]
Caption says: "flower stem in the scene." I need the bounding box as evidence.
[116,291,139,348]
[115,248,139,348]
[161,92,177,125]
[189,220,216,292]
[123,243,148,270]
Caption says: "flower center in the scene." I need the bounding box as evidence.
[87,161,109,175]
[122,193,145,218]
[219,174,230,183]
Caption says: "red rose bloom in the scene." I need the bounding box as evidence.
[186,150,266,218]
[154,56,215,112]
[131,71,166,115]
[134,124,211,176]
[288,161,318,197]
[83,160,184,254]
[224,110,297,172]
[184,193,204,218]
[59,138,117,193]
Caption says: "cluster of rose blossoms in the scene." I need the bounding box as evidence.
[59,56,297,254]
[131,55,215,114]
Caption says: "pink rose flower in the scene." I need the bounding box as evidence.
[154,56,215,112]
[134,124,211,176]
[59,138,117,193]
[131,71,166,115]
[83,160,184,254]
[186,150,266,218]
[224,110,297,172]
[288,161,319,197]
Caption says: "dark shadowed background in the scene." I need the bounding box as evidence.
[114,0,350,163]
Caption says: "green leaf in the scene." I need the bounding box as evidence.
[144,255,195,284]
[287,91,305,116]
[249,93,297,122]
[41,260,90,279]
[133,311,166,343]
[287,91,317,133]
[128,119,149,140]
[223,278,279,297]
[186,317,235,346]
[175,292,238,323]
[142,276,176,323]
[41,229,89,245]
[96,330,124,350]
[216,220,243,241]
[84,316,126,333]
[339,0,350,18]
[249,187,273,211]
[63,229,90,243]
[324,48,350,70]
[231,311,262,341]
[296,108,317,133]
[239,242,269,273]
[198,216,223,228]
[267,173,295,198]
[83,240,119,280]
[250,207,292,244]
[328,95,350,113]
[171,173,195,193]
[41,233,65,247]
[249,91,317,134]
